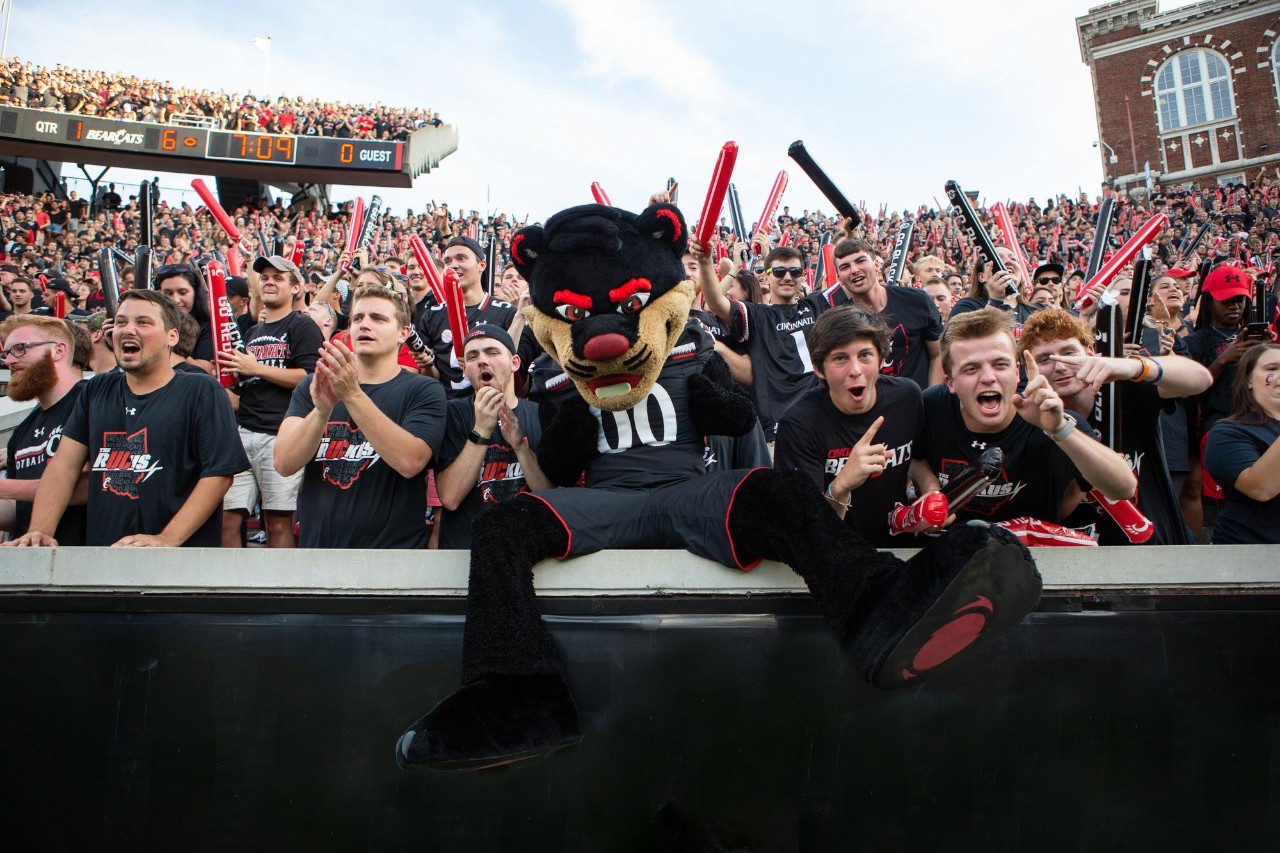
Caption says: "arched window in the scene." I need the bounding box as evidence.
[1155,49,1235,132]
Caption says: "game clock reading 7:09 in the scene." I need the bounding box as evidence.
[206,130,297,164]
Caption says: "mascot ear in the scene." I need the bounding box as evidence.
[510,226,548,277]
[635,203,688,259]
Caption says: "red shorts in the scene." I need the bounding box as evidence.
[1199,431,1224,499]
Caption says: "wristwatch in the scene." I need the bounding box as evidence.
[1044,414,1076,443]
[467,430,493,446]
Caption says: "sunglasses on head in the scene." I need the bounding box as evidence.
[1036,276,1062,284]
[155,263,194,278]
[768,266,805,279]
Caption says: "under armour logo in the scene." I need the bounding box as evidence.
[33,427,45,438]
[125,407,137,415]
[971,441,988,450]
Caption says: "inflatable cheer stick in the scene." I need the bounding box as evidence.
[341,197,365,273]
[694,142,738,250]
[942,447,1004,513]
[409,236,447,304]
[752,169,788,245]
[1074,213,1168,311]
[205,259,243,389]
[992,203,1034,296]
[442,267,468,360]
[888,492,949,536]
[190,179,241,243]
[591,182,612,207]
[787,141,860,226]
[97,249,122,318]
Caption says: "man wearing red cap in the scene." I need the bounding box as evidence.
[1183,264,1269,518]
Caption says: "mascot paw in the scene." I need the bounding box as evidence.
[396,675,581,772]
[849,522,1042,690]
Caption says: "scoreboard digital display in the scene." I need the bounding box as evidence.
[2,107,404,173]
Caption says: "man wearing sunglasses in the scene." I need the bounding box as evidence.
[1,316,88,544]
[697,241,841,444]
[1031,263,1066,309]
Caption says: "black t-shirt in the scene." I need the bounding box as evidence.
[774,376,923,547]
[191,318,214,363]
[436,397,542,549]
[237,311,324,434]
[415,294,516,398]
[949,298,1037,338]
[1064,380,1190,545]
[285,371,446,549]
[1182,324,1238,438]
[6,380,88,544]
[63,370,249,546]
[725,286,842,439]
[1204,417,1280,544]
[916,384,1088,524]
[830,286,942,389]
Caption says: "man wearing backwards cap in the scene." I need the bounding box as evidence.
[415,235,517,398]
[275,284,446,549]
[434,323,551,549]
[216,255,325,548]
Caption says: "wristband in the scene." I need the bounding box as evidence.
[467,430,493,446]
[1127,354,1151,383]
[1045,413,1076,443]
[824,482,851,511]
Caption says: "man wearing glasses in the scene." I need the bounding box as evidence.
[1,316,88,543]
[696,241,841,443]
[1031,263,1066,309]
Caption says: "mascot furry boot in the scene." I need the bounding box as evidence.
[397,203,1041,772]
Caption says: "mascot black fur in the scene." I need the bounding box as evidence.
[397,203,1042,772]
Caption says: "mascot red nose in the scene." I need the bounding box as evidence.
[396,202,1043,772]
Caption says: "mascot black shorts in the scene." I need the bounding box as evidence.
[526,468,768,570]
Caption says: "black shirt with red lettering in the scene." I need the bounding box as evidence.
[774,375,922,546]
[236,311,324,434]
[62,370,249,546]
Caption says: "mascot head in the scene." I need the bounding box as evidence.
[511,202,695,411]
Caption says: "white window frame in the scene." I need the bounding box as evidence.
[1154,49,1235,133]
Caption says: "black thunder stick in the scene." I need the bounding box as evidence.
[788,140,861,227]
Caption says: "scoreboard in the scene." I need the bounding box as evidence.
[0,106,405,179]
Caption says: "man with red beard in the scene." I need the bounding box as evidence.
[435,324,550,548]
[1,315,88,543]
[275,285,446,549]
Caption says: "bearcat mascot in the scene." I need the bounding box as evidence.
[397,202,1042,771]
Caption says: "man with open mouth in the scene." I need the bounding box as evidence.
[434,324,551,549]
[914,307,1136,526]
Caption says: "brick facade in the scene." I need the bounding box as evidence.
[1078,0,1280,190]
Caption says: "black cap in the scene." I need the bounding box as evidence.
[1031,262,1065,282]
[464,323,514,353]
[225,276,250,298]
[445,235,485,263]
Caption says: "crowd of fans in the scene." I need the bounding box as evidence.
[1,58,443,139]
[1,167,1278,551]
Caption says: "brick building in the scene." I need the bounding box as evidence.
[1078,0,1280,192]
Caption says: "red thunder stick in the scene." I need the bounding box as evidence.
[888,491,949,536]
[1074,213,1169,311]
[779,231,792,247]
[753,169,788,241]
[190,179,242,242]
[226,244,243,277]
[591,182,612,206]
[715,241,727,263]
[695,142,739,249]
[992,203,1034,296]
[822,243,837,286]
[52,290,67,319]
[1089,490,1156,543]
[410,236,447,304]
[442,268,468,359]
[290,237,305,267]
[342,197,365,273]
[205,260,238,389]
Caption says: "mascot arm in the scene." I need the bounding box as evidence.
[689,351,757,438]
[535,393,600,487]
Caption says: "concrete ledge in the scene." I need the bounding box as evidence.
[0,545,1276,597]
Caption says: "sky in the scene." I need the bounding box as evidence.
[6,0,1206,222]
